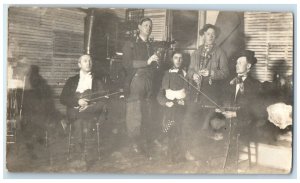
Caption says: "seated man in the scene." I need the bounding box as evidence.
[221,50,264,127]
[220,50,265,171]
[60,54,106,164]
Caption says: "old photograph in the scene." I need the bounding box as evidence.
[6,7,293,174]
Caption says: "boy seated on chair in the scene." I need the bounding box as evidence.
[60,54,106,163]
[157,51,189,162]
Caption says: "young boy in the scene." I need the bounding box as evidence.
[157,51,188,162]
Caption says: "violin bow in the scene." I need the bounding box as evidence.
[88,90,123,102]
[179,75,224,112]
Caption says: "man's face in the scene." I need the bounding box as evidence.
[172,53,183,68]
[236,56,251,74]
[204,28,216,45]
[138,20,152,37]
[78,55,92,73]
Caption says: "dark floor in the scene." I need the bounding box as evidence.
[6,99,288,174]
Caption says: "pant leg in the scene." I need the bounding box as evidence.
[126,73,142,138]
[182,102,202,151]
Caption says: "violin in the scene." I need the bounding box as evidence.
[201,105,240,113]
[67,89,123,120]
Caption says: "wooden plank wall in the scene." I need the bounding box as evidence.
[244,12,293,82]
[8,7,86,114]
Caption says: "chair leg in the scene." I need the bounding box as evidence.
[45,130,48,149]
[82,128,88,160]
[236,133,240,173]
[96,123,101,160]
[67,124,72,161]
[248,141,252,168]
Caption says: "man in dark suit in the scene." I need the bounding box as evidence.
[222,50,264,125]
[60,54,106,163]
[220,50,265,172]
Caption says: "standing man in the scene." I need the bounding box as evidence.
[122,17,159,157]
[183,24,229,160]
[188,24,229,128]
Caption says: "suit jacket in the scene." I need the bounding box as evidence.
[188,44,229,81]
[225,75,265,125]
[60,74,105,120]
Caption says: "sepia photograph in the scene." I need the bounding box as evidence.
[5,6,293,175]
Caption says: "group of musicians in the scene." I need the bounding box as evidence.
[60,17,268,165]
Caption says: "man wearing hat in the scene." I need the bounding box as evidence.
[122,17,159,157]
[220,50,265,172]
[221,50,263,122]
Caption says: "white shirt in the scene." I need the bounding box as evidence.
[76,70,92,93]
[235,76,247,100]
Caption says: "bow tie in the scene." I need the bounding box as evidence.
[230,75,247,85]
[236,76,244,84]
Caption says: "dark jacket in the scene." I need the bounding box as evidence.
[60,74,105,120]
[225,75,265,124]
[122,36,155,95]
[157,69,189,106]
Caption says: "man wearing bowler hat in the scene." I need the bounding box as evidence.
[220,50,265,172]
[222,50,263,122]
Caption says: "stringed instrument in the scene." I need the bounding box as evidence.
[67,89,123,120]
[201,105,240,112]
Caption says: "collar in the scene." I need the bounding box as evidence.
[136,35,149,43]
[79,70,92,78]
[204,44,214,50]
[169,67,186,77]
[169,67,180,73]
[237,73,248,81]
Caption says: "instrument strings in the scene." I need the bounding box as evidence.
[179,75,223,110]
[79,90,108,98]
[88,91,123,102]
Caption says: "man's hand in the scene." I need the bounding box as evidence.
[147,54,159,65]
[78,98,89,107]
[165,101,174,108]
[178,99,185,106]
[222,111,237,119]
[199,69,209,77]
[193,73,200,82]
